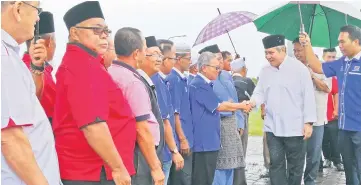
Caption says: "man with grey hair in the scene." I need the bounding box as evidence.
[1,1,61,185]
[190,51,251,185]
[108,28,165,185]
[249,35,317,185]
[167,42,193,185]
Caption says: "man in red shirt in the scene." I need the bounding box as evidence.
[321,48,343,171]
[23,11,56,123]
[53,2,134,185]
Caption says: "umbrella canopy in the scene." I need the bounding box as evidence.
[254,1,361,48]
[193,11,257,47]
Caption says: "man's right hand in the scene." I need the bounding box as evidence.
[112,168,131,185]
[151,167,165,185]
[180,139,190,156]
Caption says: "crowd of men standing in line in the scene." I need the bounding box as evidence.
[1,1,361,185]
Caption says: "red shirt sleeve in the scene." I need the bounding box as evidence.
[331,77,338,95]
[66,62,109,128]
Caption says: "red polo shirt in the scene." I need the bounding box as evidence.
[53,43,136,181]
[22,53,56,118]
[327,77,338,121]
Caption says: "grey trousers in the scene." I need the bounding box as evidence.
[263,133,270,169]
[62,167,114,185]
[241,113,249,157]
[192,151,219,185]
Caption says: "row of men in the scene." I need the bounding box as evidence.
[1,1,254,185]
[2,1,361,185]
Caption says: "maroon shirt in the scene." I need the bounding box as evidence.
[53,43,136,181]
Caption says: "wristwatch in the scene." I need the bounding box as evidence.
[31,62,45,72]
[170,148,179,154]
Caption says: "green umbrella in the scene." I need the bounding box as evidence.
[254,1,361,48]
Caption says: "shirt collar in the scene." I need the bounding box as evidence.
[189,73,196,77]
[158,71,167,79]
[345,51,361,61]
[232,73,243,77]
[137,69,154,86]
[68,42,98,57]
[173,67,186,78]
[2,29,20,53]
[197,72,211,84]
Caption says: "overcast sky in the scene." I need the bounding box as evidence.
[26,0,361,77]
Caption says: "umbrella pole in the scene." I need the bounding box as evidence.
[217,8,238,55]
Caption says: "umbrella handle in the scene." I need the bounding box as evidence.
[217,8,238,54]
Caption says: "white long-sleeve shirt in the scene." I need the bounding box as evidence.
[251,56,317,137]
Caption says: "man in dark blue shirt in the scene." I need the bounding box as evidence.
[300,25,361,185]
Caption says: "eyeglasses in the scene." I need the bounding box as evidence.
[181,57,191,61]
[146,54,164,61]
[164,57,177,61]
[75,26,112,37]
[205,64,221,71]
[22,1,42,15]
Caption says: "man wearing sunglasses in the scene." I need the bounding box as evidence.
[167,42,193,185]
[1,1,61,185]
[54,2,134,185]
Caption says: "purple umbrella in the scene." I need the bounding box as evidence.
[193,9,257,54]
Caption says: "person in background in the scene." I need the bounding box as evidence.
[231,57,256,158]
[151,39,185,185]
[188,55,198,84]
[198,45,246,185]
[190,51,252,185]
[167,42,193,185]
[23,11,56,124]
[103,37,116,68]
[1,1,61,185]
[108,29,164,185]
[54,2,132,185]
[250,35,317,185]
[321,48,344,172]
[293,37,331,185]
[300,25,361,185]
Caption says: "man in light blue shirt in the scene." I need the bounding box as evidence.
[250,35,317,185]
[1,2,61,185]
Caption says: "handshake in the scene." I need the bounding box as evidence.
[240,100,255,113]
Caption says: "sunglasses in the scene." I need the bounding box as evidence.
[75,26,112,37]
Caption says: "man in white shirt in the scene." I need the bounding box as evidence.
[293,38,331,185]
[250,35,317,185]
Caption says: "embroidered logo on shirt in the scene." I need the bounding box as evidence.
[352,66,360,72]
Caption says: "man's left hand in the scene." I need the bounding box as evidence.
[303,123,313,140]
[239,129,244,136]
[172,153,184,171]
[29,39,47,67]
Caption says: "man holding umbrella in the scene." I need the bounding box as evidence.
[300,25,361,185]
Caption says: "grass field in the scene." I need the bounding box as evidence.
[248,109,264,136]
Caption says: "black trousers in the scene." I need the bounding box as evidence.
[62,167,114,185]
[191,151,219,185]
[322,120,342,164]
[266,132,306,185]
[168,153,192,185]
